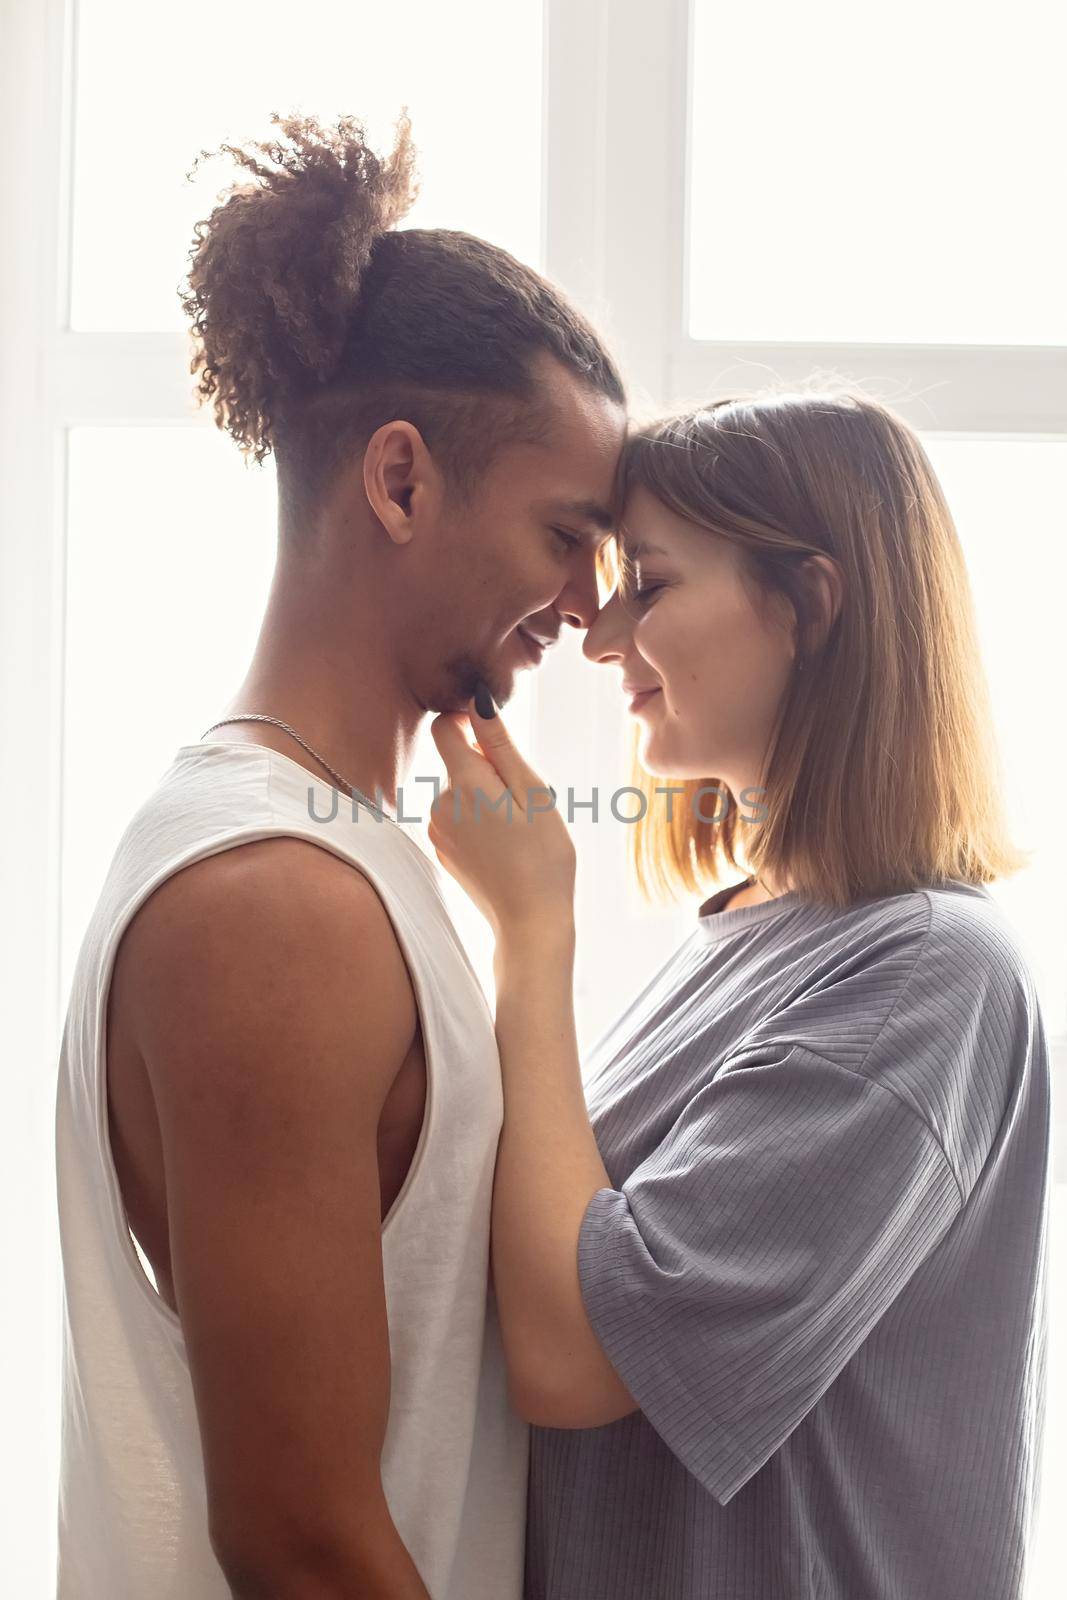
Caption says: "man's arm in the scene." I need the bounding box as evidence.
[124,837,430,1599]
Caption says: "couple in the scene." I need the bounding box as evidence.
[54,114,1050,1599]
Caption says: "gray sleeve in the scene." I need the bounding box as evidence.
[576,1043,963,1506]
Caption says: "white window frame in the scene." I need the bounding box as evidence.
[1,0,1063,1589]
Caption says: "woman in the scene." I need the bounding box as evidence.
[428,390,1050,1600]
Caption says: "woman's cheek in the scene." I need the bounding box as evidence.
[640,608,689,691]
[635,610,671,672]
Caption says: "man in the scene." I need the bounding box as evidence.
[55,112,627,1599]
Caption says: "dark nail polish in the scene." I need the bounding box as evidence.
[474,680,497,719]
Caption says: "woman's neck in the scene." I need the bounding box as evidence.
[723,872,790,911]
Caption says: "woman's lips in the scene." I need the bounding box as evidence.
[627,687,662,714]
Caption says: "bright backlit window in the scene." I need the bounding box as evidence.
[688,0,1067,344]
[921,437,1067,1034]
[70,0,544,330]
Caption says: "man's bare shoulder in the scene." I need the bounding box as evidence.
[124,833,400,964]
[120,836,418,1107]
[108,837,427,1586]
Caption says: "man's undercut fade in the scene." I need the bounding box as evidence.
[180,111,626,532]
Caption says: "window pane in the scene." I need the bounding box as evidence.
[921,438,1067,1033]
[70,0,544,332]
[689,0,1067,344]
[61,426,533,1008]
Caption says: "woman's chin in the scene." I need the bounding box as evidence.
[636,728,713,784]
[635,727,676,778]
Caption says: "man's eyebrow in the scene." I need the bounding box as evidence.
[545,498,617,533]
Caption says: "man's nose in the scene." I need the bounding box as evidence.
[556,562,603,633]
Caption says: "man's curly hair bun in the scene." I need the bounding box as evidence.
[180,110,419,463]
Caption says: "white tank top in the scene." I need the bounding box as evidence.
[55,740,529,1599]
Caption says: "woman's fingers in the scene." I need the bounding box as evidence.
[430,712,500,796]
[466,697,550,811]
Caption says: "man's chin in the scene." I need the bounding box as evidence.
[430,657,515,717]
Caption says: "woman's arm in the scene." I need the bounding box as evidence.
[490,919,639,1428]
[427,700,638,1428]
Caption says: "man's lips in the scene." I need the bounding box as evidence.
[516,626,555,664]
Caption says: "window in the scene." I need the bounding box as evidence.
[688,0,1067,345]
[3,0,1063,1591]
[920,437,1067,1035]
[70,0,543,330]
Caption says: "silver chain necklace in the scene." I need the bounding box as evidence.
[199,714,398,825]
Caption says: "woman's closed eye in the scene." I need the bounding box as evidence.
[616,546,669,608]
[624,580,665,608]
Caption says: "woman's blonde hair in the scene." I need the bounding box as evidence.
[602,386,1029,909]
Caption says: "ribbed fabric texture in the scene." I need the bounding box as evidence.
[527,879,1050,1599]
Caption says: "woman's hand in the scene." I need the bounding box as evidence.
[427,697,576,943]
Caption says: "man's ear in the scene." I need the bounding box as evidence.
[363,419,440,547]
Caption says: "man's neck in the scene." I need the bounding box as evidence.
[211,652,421,815]
[205,543,435,810]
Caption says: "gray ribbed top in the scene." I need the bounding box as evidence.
[526,878,1051,1599]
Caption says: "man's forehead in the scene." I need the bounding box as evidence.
[533,372,627,510]
[537,495,617,534]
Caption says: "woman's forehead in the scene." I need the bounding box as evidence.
[617,488,680,555]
